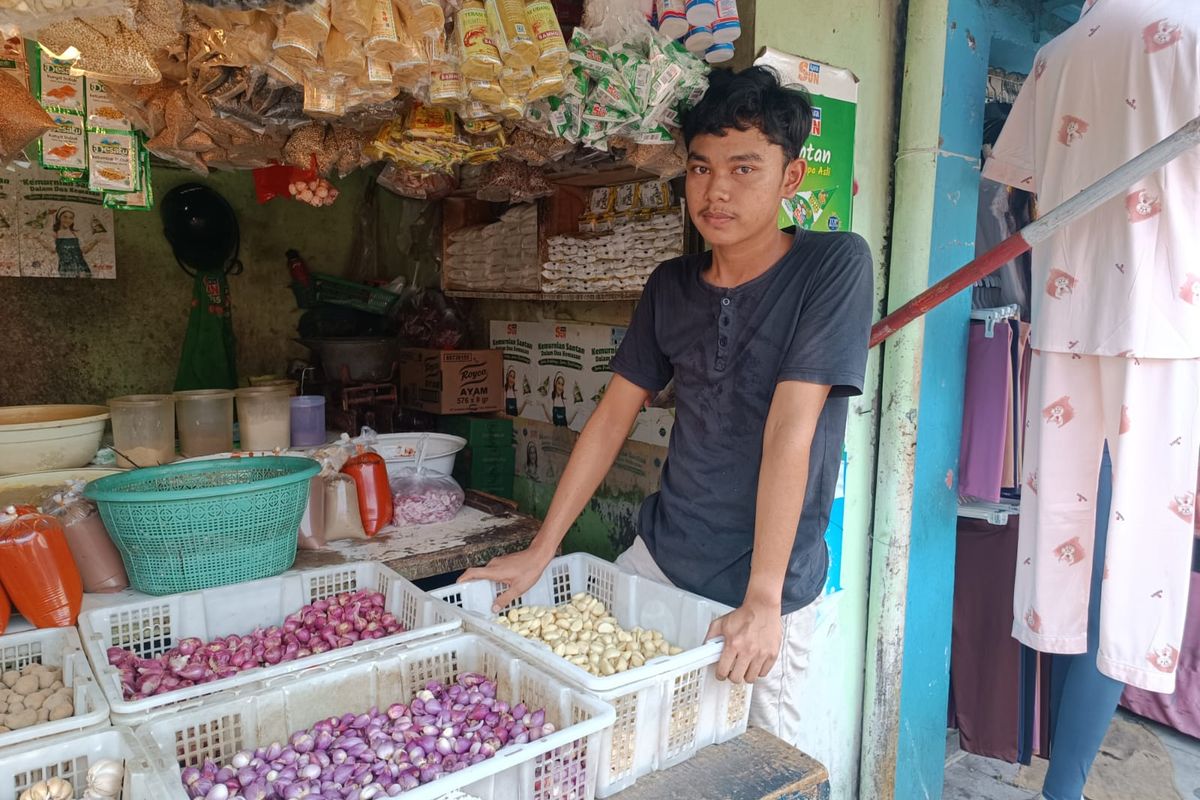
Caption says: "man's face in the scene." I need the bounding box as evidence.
[685,127,806,248]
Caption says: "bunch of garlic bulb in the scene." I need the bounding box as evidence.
[288,177,339,207]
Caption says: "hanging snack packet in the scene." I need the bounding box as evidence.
[103,149,154,210]
[304,76,347,118]
[467,78,504,106]
[498,65,533,96]
[324,28,366,76]
[331,0,374,37]
[366,0,404,59]
[40,109,87,170]
[527,66,564,100]
[456,0,502,80]
[525,0,568,69]
[87,128,138,192]
[397,0,445,37]
[85,78,132,130]
[496,94,524,119]
[406,103,457,139]
[429,55,465,106]
[485,0,537,68]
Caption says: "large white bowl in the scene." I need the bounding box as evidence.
[374,432,467,479]
[0,467,123,508]
[0,405,110,476]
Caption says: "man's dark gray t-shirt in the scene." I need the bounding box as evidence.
[611,229,873,614]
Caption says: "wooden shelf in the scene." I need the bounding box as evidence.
[444,290,642,302]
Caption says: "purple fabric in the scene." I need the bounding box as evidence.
[959,321,1015,502]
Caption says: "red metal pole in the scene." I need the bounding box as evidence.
[869,115,1200,349]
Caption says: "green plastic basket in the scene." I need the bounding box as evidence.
[84,456,321,595]
[311,272,401,315]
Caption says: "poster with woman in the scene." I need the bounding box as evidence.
[17,166,115,279]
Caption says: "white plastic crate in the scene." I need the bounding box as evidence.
[429,553,753,797]
[0,628,110,751]
[78,562,461,725]
[138,632,616,800]
[0,725,166,800]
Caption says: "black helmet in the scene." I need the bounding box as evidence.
[161,183,242,276]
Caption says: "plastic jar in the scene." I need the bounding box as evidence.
[235,387,292,451]
[108,395,176,469]
[290,395,327,448]
[174,389,235,457]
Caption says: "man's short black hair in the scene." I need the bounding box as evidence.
[682,66,814,162]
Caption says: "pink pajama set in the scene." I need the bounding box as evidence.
[984,0,1200,693]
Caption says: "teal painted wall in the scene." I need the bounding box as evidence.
[0,166,432,405]
[753,2,902,797]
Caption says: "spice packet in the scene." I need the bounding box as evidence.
[406,103,457,140]
[34,51,84,112]
[105,146,153,210]
[87,128,138,192]
[85,79,132,131]
[40,109,87,170]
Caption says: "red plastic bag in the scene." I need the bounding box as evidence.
[0,510,83,628]
[0,583,10,635]
[341,449,393,536]
[252,157,318,204]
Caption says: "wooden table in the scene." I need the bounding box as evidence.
[611,728,831,800]
[292,493,540,581]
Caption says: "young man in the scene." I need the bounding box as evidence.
[460,66,873,743]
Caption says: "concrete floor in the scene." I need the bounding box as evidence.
[943,711,1200,800]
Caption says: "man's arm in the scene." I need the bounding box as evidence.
[707,379,831,683]
[458,374,650,610]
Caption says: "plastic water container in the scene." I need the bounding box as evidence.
[173,389,234,457]
[234,387,291,451]
[107,395,175,469]
[684,24,713,53]
[655,0,688,38]
[684,0,715,26]
[705,41,735,62]
[713,0,739,41]
[289,395,326,447]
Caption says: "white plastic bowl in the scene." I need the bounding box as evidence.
[374,432,466,479]
[0,405,109,476]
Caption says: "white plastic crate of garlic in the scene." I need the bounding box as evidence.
[496,593,683,677]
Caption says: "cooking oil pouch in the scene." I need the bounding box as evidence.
[589,74,635,116]
[39,109,87,170]
[87,128,138,192]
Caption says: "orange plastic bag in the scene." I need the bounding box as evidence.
[0,510,83,628]
[0,583,10,635]
[341,449,393,536]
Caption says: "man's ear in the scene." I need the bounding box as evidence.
[783,159,807,197]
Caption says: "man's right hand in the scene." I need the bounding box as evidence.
[458,543,555,612]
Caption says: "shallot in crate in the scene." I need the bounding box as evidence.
[431,552,754,797]
[138,633,615,800]
[79,562,459,725]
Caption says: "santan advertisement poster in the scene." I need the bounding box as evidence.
[755,48,859,237]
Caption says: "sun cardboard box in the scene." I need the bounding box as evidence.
[397,348,503,415]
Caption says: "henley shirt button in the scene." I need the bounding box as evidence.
[721,297,731,306]
[719,335,728,346]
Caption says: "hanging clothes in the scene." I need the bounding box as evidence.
[959,321,1014,502]
[175,271,238,391]
[973,179,1032,317]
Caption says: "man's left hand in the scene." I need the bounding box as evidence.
[705,600,782,683]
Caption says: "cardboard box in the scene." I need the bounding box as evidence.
[489,320,550,422]
[398,349,503,415]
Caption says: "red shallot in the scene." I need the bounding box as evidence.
[179,674,556,800]
[107,590,404,700]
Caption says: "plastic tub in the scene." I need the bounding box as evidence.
[0,405,110,476]
[0,468,122,509]
[138,632,615,800]
[234,387,291,451]
[0,726,165,800]
[173,390,234,458]
[375,432,467,480]
[0,628,110,751]
[248,377,299,395]
[108,395,176,469]
[431,553,752,796]
[77,562,461,725]
[289,395,326,447]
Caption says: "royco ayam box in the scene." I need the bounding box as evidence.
[398,348,503,415]
[489,320,550,423]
